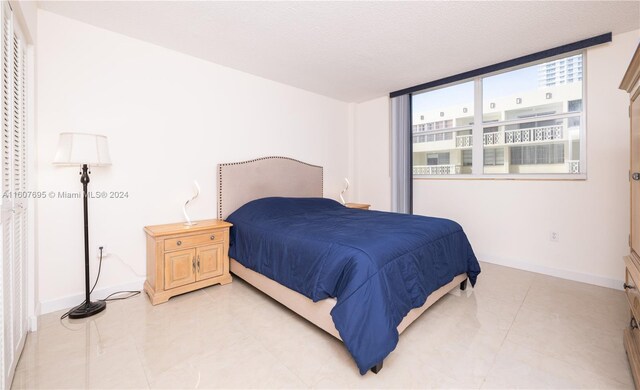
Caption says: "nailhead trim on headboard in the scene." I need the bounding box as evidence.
[217,156,324,220]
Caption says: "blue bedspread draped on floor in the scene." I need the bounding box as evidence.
[227,197,481,374]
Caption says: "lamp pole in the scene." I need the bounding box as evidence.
[68,163,106,319]
[81,164,90,305]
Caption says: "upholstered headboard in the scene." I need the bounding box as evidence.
[217,156,323,219]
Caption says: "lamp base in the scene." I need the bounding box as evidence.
[68,300,106,319]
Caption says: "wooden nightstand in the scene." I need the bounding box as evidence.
[143,219,232,305]
[345,203,370,210]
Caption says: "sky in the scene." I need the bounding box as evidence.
[412,56,581,116]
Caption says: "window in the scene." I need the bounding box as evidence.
[411,81,474,175]
[462,150,472,166]
[484,148,504,166]
[426,132,452,142]
[511,145,564,165]
[483,54,582,174]
[427,152,450,166]
[411,52,584,177]
[568,99,582,112]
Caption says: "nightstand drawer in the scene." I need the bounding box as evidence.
[164,230,225,251]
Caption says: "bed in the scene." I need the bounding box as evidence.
[217,156,481,375]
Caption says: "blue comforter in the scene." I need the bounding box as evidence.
[227,197,480,374]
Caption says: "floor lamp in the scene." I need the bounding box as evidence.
[53,132,112,319]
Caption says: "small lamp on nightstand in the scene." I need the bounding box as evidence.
[339,178,350,205]
[339,178,370,210]
[53,132,111,319]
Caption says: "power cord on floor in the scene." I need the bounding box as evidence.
[101,290,140,301]
[60,247,141,321]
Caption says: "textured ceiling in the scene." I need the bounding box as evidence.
[39,1,640,102]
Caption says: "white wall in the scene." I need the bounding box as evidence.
[36,10,351,313]
[354,29,639,289]
[352,96,391,211]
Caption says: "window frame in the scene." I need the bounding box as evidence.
[411,49,587,181]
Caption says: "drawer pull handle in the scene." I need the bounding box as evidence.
[625,283,635,290]
[192,257,196,272]
[177,240,182,246]
[210,235,215,240]
[197,256,200,272]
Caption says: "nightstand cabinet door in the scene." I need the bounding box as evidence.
[164,249,196,290]
[196,244,224,281]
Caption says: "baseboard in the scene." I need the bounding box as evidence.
[39,278,146,315]
[481,257,624,291]
[28,301,40,331]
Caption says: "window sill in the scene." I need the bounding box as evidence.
[413,173,587,181]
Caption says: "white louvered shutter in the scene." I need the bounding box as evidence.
[0,3,11,385]
[10,10,26,374]
[0,1,27,388]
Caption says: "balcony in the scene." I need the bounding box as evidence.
[456,134,472,148]
[454,125,565,148]
[413,164,461,175]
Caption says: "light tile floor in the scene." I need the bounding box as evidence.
[12,262,634,389]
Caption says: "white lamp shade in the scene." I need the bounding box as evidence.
[53,132,112,167]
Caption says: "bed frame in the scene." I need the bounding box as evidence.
[217,156,468,374]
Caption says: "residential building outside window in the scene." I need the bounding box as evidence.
[412,81,474,175]
[411,53,584,177]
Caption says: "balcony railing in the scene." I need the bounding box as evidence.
[503,125,563,144]
[454,125,564,148]
[483,132,501,145]
[456,135,472,148]
[567,160,580,173]
[413,164,461,175]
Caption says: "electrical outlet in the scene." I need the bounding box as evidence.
[550,232,559,242]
